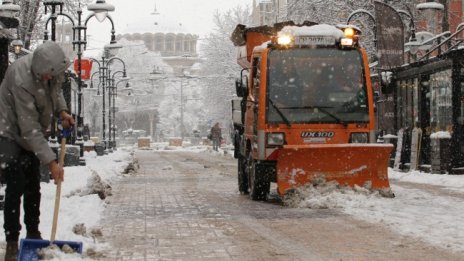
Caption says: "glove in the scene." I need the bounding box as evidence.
[59,111,75,129]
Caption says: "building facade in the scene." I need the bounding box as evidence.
[250,0,288,26]
[117,32,198,58]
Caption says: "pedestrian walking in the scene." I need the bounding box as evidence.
[0,41,74,261]
[210,122,222,151]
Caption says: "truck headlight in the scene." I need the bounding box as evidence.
[277,35,293,45]
[267,133,285,146]
[350,132,368,143]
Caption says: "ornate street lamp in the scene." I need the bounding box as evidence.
[109,71,130,149]
[42,0,117,159]
[11,38,22,55]
[347,9,376,48]
[87,0,115,22]
[0,0,20,82]
[89,55,127,152]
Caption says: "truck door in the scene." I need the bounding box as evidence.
[249,57,261,136]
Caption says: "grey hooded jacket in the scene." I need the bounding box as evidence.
[0,41,71,164]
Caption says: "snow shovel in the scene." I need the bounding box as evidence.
[18,128,83,260]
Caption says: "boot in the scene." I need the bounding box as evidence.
[26,230,42,240]
[4,241,18,261]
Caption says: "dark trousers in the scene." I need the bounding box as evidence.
[0,137,41,242]
[212,138,220,151]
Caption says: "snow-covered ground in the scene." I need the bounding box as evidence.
[0,147,134,260]
[291,168,464,255]
[2,143,463,258]
[146,143,464,255]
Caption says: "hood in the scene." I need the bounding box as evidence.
[31,41,71,78]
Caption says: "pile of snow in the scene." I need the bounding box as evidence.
[389,168,464,189]
[287,170,464,254]
[279,24,344,38]
[283,178,384,208]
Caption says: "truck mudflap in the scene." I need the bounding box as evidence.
[276,144,394,196]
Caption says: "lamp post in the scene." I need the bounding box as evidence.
[11,38,23,58]
[105,56,126,150]
[178,70,200,140]
[106,64,128,150]
[89,54,125,151]
[0,0,20,82]
[109,72,131,149]
[89,71,105,144]
[43,0,115,160]
[347,9,377,48]
[398,7,419,61]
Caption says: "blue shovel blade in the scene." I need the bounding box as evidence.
[18,239,83,261]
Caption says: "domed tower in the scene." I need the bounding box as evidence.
[116,3,199,75]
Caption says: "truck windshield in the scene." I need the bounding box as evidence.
[266,48,369,124]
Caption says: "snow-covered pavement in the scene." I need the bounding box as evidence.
[0,147,134,260]
[1,144,463,259]
[292,168,464,255]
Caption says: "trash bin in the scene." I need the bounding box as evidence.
[430,133,451,174]
[95,142,105,156]
[61,145,81,167]
[383,134,398,168]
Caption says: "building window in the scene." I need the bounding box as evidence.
[396,78,418,130]
[430,69,453,131]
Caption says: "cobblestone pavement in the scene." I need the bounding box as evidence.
[99,150,462,261]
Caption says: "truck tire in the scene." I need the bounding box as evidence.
[238,156,249,194]
[247,153,270,201]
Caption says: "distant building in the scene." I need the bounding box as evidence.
[251,0,288,26]
[116,13,199,75]
[53,22,75,60]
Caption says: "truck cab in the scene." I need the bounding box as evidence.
[232,22,393,200]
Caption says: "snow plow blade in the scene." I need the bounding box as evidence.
[276,144,393,196]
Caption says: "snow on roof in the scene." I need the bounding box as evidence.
[279,24,344,38]
[416,2,444,11]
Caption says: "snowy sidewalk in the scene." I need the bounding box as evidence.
[0,147,134,260]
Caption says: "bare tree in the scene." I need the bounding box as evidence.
[15,0,92,49]
[199,5,251,127]
[286,0,424,60]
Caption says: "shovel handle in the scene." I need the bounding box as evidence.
[50,138,66,241]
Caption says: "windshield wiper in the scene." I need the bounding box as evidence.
[286,105,347,126]
[268,98,291,127]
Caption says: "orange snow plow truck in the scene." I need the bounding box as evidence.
[230,21,393,200]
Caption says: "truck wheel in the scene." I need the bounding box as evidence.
[238,156,249,194]
[247,153,270,201]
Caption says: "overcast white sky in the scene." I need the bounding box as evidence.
[84,0,250,55]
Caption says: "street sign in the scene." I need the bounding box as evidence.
[74,58,93,80]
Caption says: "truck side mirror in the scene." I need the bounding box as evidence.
[235,78,243,97]
[235,76,249,98]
